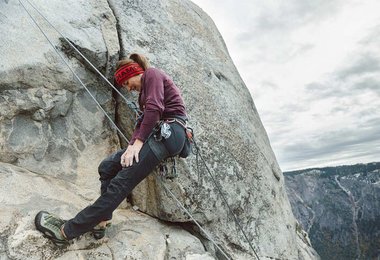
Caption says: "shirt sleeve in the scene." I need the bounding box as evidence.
[133,69,165,143]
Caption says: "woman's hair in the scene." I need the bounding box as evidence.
[116,53,150,70]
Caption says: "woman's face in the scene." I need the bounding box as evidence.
[122,74,142,92]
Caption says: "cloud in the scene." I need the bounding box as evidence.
[305,77,380,100]
[278,126,380,169]
[248,1,380,171]
[272,84,380,170]
[193,0,380,171]
[305,53,380,100]
[359,25,380,46]
[358,116,380,129]
[337,55,380,81]
[247,0,344,33]
[354,77,380,94]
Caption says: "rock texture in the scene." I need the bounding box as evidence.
[1,0,318,259]
[0,0,120,182]
[0,162,213,260]
[284,162,380,260]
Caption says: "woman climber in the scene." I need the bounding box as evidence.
[35,53,189,246]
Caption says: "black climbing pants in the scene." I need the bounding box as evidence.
[63,122,186,239]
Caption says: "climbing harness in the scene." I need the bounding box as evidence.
[19,1,261,259]
[150,116,194,179]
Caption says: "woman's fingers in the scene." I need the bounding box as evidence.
[134,150,139,164]
[121,142,142,167]
[120,151,127,167]
[120,150,131,167]
[133,139,143,164]
[122,150,136,167]
[125,152,133,167]
[128,152,134,166]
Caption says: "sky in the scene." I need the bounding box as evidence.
[191,0,380,172]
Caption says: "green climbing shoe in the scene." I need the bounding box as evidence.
[35,211,70,247]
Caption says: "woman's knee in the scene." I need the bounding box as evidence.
[98,160,114,179]
[98,161,123,182]
[98,151,124,179]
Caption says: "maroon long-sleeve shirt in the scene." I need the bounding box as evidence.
[129,67,187,144]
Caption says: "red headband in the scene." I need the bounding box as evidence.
[114,62,144,86]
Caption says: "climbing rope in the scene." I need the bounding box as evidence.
[19,1,233,259]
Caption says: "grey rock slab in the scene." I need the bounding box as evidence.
[0,163,216,260]
[0,0,120,178]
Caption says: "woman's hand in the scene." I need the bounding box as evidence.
[121,139,144,167]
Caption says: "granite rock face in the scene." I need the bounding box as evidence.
[0,0,120,181]
[0,163,214,260]
[0,0,318,259]
[285,162,380,260]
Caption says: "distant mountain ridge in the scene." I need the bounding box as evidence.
[284,162,380,260]
[285,162,380,178]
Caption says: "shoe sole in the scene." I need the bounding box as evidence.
[35,211,70,247]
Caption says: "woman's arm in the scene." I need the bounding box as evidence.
[121,69,166,167]
[133,69,165,142]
